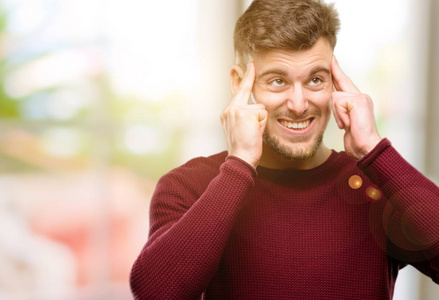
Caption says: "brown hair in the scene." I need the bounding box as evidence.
[234,0,340,66]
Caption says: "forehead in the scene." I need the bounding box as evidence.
[252,38,333,77]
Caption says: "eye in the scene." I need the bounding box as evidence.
[271,78,285,86]
[267,78,287,91]
[309,77,322,86]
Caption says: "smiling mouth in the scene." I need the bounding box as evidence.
[279,118,313,130]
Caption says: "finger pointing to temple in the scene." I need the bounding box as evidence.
[331,56,360,94]
[233,61,256,105]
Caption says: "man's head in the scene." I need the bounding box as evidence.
[231,0,341,169]
[234,0,340,68]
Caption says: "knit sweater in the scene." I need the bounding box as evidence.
[130,139,439,299]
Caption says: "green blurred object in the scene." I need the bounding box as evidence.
[0,5,20,118]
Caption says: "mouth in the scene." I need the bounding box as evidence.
[278,118,314,131]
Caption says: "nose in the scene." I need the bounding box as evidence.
[286,86,309,116]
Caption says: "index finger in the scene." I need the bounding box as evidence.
[331,56,360,93]
[233,61,256,105]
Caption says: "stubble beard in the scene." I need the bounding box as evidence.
[263,130,324,161]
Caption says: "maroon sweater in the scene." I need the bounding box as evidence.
[130,139,439,299]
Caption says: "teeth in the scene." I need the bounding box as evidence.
[281,119,311,130]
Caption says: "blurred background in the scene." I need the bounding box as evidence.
[0,0,437,299]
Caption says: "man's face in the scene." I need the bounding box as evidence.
[251,38,333,168]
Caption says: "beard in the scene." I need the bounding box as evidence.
[263,130,324,161]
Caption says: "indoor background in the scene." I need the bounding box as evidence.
[0,0,437,299]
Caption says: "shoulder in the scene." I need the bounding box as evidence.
[321,149,360,177]
[336,150,358,168]
[149,151,229,224]
[323,150,375,188]
[169,151,228,179]
[335,150,370,177]
[156,151,228,193]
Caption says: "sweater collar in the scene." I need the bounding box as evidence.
[256,150,343,184]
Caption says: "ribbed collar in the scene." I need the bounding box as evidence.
[255,150,346,185]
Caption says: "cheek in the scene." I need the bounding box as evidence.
[252,88,285,109]
[320,95,332,123]
[308,90,331,111]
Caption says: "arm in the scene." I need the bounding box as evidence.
[331,56,439,282]
[130,156,256,299]
[131,62,267,299]
[358,139,439,283]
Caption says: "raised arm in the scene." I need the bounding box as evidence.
[130,62,267,299]
[358,139,439,282]
[330,56,382,160]
[331,56,438,281]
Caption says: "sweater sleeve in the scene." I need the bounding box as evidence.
[130,156,256,299]
[358,139,439,283]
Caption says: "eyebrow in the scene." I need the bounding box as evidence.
[309,66,331,76]
[258,66,331,78]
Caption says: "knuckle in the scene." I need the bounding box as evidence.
[220,109,227,118]
[359,94,371,103]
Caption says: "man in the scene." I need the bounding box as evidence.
[130,0,439,299]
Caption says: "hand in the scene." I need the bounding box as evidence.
[221,62,268,169]
[331,56,381,160]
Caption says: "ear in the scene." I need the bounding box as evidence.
[230,65,245,94]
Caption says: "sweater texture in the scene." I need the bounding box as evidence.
[130,139,439,299]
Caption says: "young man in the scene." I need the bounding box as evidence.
[130,0,439,299]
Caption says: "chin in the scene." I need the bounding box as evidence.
[263,132,324,161]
